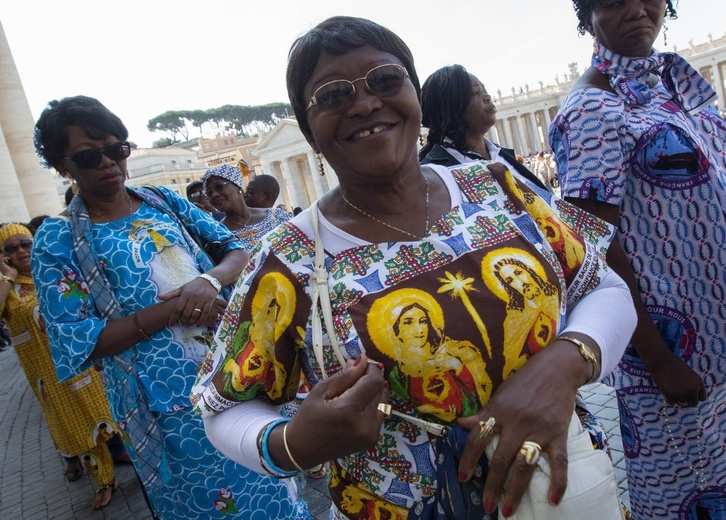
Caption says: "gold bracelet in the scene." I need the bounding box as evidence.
[557,335,599,384]
[282,422,307,473]
[132,312,152,341]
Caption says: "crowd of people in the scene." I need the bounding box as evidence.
[1,2,723,519]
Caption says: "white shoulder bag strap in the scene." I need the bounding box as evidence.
[309,201,346,378]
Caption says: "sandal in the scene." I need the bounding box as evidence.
[92,480,117,510]
[64,459,83,482]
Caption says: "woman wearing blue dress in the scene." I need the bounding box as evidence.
[31,95,309,519]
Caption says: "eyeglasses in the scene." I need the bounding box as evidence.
[306,64,410,115]
[205,181,231,198]
[65,141,131,169]
[188,191,207,200]
[2,239,33,255]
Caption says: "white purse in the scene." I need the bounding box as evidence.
[485,410,624,520]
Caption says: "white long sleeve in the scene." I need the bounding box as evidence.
[561,269,636,380]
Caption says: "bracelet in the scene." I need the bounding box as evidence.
[198,273,222,293]
[557,335,599,384]
[282,422,307,473]
[132,313,152,341]
[258,419,299,478]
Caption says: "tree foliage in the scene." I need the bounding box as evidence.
[147,103,292,142]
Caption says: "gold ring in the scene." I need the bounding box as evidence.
[193,308,203,313]
[478,417,496,439]
[377,403,392,416]
[216,313,222,320]
[520,441,542,466]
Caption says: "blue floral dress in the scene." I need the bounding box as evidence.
[32,187,307,519]
[550,44,726,519]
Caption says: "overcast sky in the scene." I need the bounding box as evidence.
[1,0,723,147]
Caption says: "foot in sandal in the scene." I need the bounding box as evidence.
[91,480,118,510]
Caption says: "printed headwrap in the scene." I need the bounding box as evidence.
[0,224,33,244]
[202,164,244,191]
[592,41,717,114]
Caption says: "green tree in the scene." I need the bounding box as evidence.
[152,137,175,148]
[147,111,188,142]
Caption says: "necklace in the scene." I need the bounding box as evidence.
[662,398,707,491]
[225,213,252,229]
[87,193,133,222]
[341,175,429,240]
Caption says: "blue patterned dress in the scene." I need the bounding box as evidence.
[231,207,291,251]
[193,163,616,519]
[550,45,726,520]
[31,187,307,519]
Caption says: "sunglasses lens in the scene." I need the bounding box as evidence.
[315,82,356,114]
[367,65,406,98]
[104,141,131,162]
[3,239,32,254]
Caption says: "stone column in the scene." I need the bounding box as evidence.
[0,20,62,221]
[306,151,328,201]
[542,108,553,144]
[712,62,726,111]
[282,157,304,209]
[515,116,529,156]
[501,118,514,150]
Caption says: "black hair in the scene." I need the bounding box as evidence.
[34,95,128,176]
[573,0,677,35]
[286,16,420,145]
[64,186,75,207]
[186,180,203,198]
[419,64,472,161]
[27,215,50,235]
[248,174,281,200]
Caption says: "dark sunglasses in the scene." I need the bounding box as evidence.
[205,181,232,198]
[65,141,131,169]
[2,239,33,255]
[306,64,410,115]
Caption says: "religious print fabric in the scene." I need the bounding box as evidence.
[193,161,615,518]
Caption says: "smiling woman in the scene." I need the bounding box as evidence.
[193,16,638,520]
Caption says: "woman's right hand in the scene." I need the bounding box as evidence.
[271,354,387,470]
[647,350,706,406]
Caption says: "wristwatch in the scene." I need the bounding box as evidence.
[198,273,222,293]
[557,335,599,384]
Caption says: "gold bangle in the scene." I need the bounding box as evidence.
[282,422,307,473]
[132,312,152,341]
[557,335,599,384]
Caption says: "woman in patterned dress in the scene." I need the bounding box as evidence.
[0,224,118,510]
[192,16,638,519]
[549,1,725,518]
[30,96,309,519]
[202,164,291,252]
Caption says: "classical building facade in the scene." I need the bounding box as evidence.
[0,21,62,223]
[126,147,209,196]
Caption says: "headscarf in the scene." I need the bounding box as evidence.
[0,224,33,245]
[592,41,717,114]
[201,164,244,191]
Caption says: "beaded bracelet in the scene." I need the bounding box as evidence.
[258,418,299,478]
[132,313,152,342]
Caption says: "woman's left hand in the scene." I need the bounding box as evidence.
[159,277,221,326]
[457,349,580,516]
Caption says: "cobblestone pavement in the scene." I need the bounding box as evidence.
[0,347,627,519]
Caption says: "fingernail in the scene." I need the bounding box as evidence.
[484,500,497,513]
[458,470,468,482]
[195,323,201,327]
[501,504,513,517]
[550,495,561,506]
[353,356,363,366]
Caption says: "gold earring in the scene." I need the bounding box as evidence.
[317,154,326,176]
[71,180,80,194]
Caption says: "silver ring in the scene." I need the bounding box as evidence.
[520,441,542,466]
[193,308,203,314]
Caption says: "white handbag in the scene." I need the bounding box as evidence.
[485,411,624,520]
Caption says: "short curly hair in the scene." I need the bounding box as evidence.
[572,0,678,35]
[286,16,420,147]
[34,95,128,175]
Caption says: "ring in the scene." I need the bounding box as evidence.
[216,313,222,320]
[519,441,542,466]
[478,417,496,439]
[193,308,203,314]
[377,403,392,416]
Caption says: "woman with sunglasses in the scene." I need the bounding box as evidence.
[202,164,290,251]
[193,16,637,519]
[0,224,119,510]
[549,1,726,517]
[31,96,309,519]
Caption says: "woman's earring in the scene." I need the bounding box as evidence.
[419,130,426,147]
[662,21,668,47]
[71,180,80,194]
[317,153,326,176]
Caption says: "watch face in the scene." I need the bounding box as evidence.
[200,273,221,292]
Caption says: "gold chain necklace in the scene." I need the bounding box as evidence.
[341,176,429,240]
[87,193,133,222]
[225,213,252,229]
[662,398,707,491]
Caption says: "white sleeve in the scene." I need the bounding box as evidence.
[203,399,282,474]
[561,269,636,380]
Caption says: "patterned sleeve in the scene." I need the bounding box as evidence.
[549,89,629,206]
[192,232,313,417]
[30,218,106,381]
[153,186,245,254]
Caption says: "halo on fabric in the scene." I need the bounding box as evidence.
[250,272,296,343]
